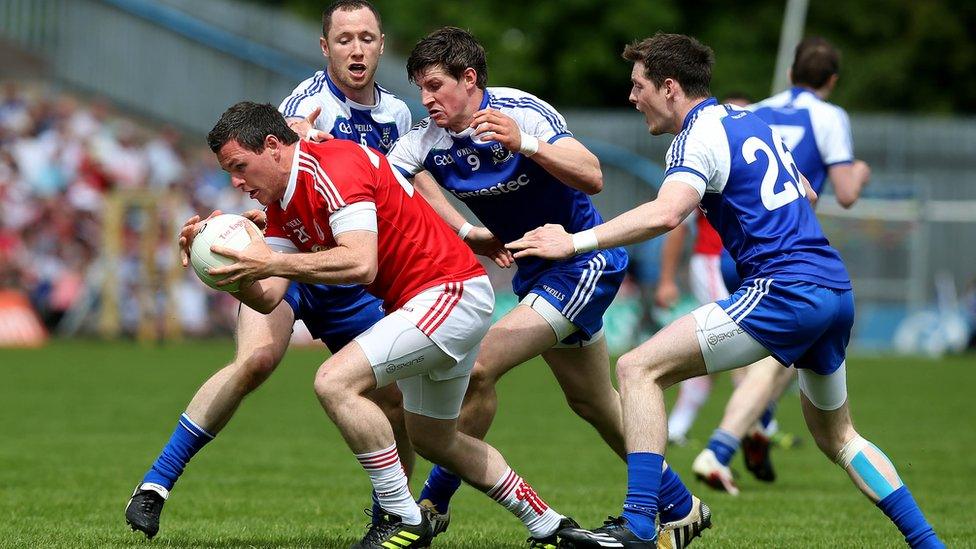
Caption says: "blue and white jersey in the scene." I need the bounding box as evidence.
[664,98,850,290]
[387,87,625,293]
[749,87,854,194]
[278,70,411,154]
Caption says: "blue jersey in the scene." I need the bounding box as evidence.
[279,70,412,154]
[749,87,854,194]
[387,87,625,293]
[663,98,850,290]
[273,72,411,345]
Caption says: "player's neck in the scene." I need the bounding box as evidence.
[672,96,709,133]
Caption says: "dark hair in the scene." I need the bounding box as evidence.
[407,26,488,89]
[322,0,382,38]
[791,37,840,89]
[622,33,713,99]
[207,102,298,154]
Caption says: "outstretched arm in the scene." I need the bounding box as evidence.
[413,170,514,268]
[507,181,701,260]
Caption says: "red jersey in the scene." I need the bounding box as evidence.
[265,140,485,311]
[693,211,724,255]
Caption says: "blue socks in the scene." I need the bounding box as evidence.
[760,403,777,431]
[142,413,214,490]
[419,465,462,513]
[877,486,944,548]
[621,452,663,541]
[658,464,693,524]
[707,429,740,466]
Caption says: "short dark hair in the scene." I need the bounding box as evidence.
[622,33,713,99]
[791,37,840,89]
[207,102,298,154]
[407,26,488,89]
[321,0,381,38]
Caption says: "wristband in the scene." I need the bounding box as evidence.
[519,131,539,157]
[571,229,598,254]
[457,222,474,240]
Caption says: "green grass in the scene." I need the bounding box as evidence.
[0,341,973,548]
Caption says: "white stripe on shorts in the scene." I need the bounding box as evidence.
[724,278,772,321]
[562,253,607,321]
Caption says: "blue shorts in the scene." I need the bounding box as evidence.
[717,278,854,375]
[516,247,628,345]
[283,282,385,353]
[720,249,740,290]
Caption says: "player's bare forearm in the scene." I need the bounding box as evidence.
[233,277,289,314]
[263,230,378,286]
[592,182,700,249]
[271,245,376,286]
[532,138,603,195]
[413,171,470,231]
[507,182,700,260]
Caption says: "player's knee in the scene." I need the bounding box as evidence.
[466,361,499,399]
[810,423,857,460]
[235,346,280,392]
[565,394,601,423]
[615,352,653,386]
[313,369,345,408]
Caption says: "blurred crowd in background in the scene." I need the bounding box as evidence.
[0,81,250,337]
[2,79,974,347]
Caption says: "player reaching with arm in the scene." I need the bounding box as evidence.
[692,36,874,493]
[196,101,578,549]
[124,1,422,539]
[385,27,707,546]
[510,33,943,549]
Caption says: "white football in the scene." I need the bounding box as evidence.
[189,214,261,292]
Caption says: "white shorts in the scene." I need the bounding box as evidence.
[689,254,731,304]
[354,276,493,419]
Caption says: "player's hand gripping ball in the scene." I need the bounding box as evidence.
[190,214,262,292]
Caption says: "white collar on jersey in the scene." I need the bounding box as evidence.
[281,141,302,210]
[345,89,379,110]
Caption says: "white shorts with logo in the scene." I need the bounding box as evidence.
[689,253,731,304]
[354,275,493,419]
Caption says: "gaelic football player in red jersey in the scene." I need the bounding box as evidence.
[190,101,576,548]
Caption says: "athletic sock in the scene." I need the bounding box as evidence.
[486,467,563,539]
[759,403,777,431]
[355,443,421,525]
[419,465,462,513]
[877,487,944,548]
[620,452,662,541]
[658,463,694,524]
[142,413,214,490]
[707,428,740,466]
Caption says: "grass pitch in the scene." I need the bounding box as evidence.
[0,341,973,548]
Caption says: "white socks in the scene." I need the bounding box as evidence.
[355,444,421,525]
[486,468,562,538]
